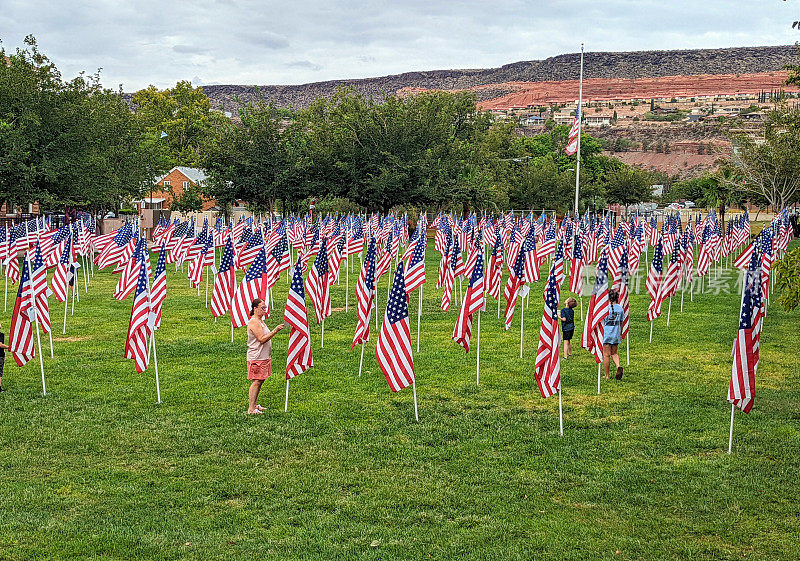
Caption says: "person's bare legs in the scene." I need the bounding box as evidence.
[563,339,572,358]
[248,380,264,413]
[603,345,611,379]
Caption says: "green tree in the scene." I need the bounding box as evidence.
[604,167,652,216]
[132,81,228,167]
[0,36,169,215]
[203,101,293,215]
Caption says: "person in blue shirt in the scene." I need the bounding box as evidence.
[559,297,577,358]
[602,290,623,380]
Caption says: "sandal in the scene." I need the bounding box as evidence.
[255,404,266,411]
[247,409,263,415]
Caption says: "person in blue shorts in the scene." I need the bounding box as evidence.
[559,297,577,358]
[602,290,623,380]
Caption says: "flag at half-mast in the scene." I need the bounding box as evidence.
[564,103,581,155]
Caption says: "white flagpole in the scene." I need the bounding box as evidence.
[579,296,583,321]
[476,305,481,386]
[573,42,584,216]
[23,226,47,396]
[345,255,349,311]
[412,381,419,422]
[558,389,564,436]
[321,318,325,348]
[4,273,7,312]
[626,334,630,366]
[151,331,161,403]
[358,341,366,377]
[666,296,673,326]
[205,272,209,307]
[649,319,654,342]
[231,319,234,342]
[71,278,76,316]
[48,329,53,359]
[62,294,68,334]
[597,362,601,394]
[82,254,89,292]
[416,286,422,352]
[519,294,525,359]
[727,403,735,454]
[285,378,290,412]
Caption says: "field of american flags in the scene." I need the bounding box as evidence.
[0,235,799,560]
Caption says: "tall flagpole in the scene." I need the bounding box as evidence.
[573,43,585,216]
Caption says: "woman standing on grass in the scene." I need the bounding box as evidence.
[602,289,623,380]
[246,298,284,414]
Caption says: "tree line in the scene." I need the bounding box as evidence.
[2,36,798,219]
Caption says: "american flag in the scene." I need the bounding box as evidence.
[616,243,630,340]
[569,231,584,295]
[189,233,214,288]
[124,254,152,373]
[305,236,331,324]
[51,236,75,303]
[375,231,394,281]
[404,234,426,294]
[375,261,415,392]
[646,239,665,322]
[347,220,364,256]
[230,247,267,329]
[4,225,22,283]
[264,230,290,294]
[8,260,35,366]
[236,227,264,270]
[211,236,236,318]
[0,226,7,264]
[150,244,167,330]
[487,229,504,301]
[564,103,581,155]
[452,250,485,352]
[662,234,683,299]
[285,260,314,379]
[523,229,540,282]
[581,248,609,364]
[352,237,377,349]
[535,243,563,399]
[729,249,762,413]
[682,227,694,284]
[114,237,149,301]
[96,222,133,269]
[30,243,52,334]
[696,225,712,277]
[607,226,625,283]
[440,236,456,311]
[503,241,527,331]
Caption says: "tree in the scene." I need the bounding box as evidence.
[132,81,229,167]
[203,101,293,215]
[722,104,800,210]
[604,167,652,216]
[0,36,169,215]
[774,247,800,311]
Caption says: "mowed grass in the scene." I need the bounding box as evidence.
[0,241,798,561]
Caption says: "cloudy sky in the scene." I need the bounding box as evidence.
[1,1,797,92]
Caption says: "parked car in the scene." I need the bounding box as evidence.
[684,201,696,208]
[666,202,682,210]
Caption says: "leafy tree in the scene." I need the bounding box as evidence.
[132,81,228,167]
[603,167,652,216]
[774,247,800,311]
[722,104,800,210]
[203,101,289,215]
[0,36,169,215]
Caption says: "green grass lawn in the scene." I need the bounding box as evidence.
[1,243,798,560]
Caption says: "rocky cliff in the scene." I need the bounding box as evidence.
[200,45,797,112]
